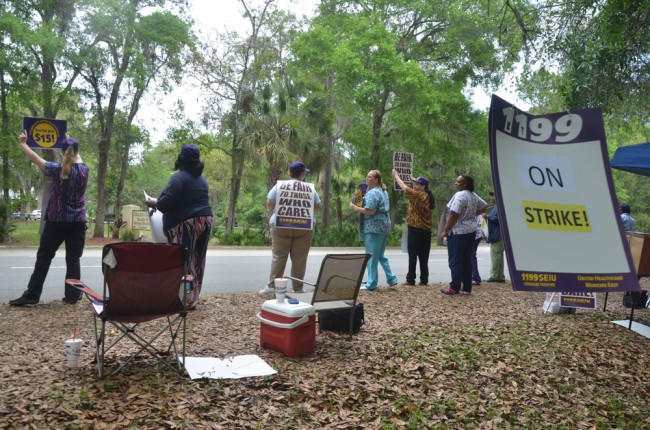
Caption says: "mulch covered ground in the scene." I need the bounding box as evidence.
[1,281,649,429]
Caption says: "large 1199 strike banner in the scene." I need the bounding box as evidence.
[488,95,640,293]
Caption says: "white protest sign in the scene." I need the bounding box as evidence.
[393,152,413,190]
[274,180,315,230]
[488,95,639,293]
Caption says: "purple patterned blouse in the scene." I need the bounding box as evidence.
[44,161,89,222]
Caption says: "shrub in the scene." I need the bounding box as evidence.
[210,221,404,248]
[110,217,127,239]
[313,223,361,247]
[239,204,267,227]
[313,222,403,247]
[387,223,403,246]
[0,201,13,243]
[212,227,269,246]
[121,229,137,242]
[633,212,650,232]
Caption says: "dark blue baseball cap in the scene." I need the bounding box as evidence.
[290,161,310,176]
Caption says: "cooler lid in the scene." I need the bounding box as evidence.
[261,299,315,317]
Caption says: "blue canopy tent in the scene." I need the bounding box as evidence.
[611,142,650,176]
[609,142,650,330]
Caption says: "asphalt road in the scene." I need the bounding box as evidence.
[0,244,503,303]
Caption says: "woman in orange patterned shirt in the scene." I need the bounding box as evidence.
[391,169,435,285]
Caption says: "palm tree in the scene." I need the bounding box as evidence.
[242,82,299,189]
[330,174,357,229]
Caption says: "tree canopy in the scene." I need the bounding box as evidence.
[1,0,648,238]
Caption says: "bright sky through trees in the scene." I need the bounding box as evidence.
[135,0,526,143]
[136,0,319,143]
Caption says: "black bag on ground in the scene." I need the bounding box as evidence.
[623,290,648,309]
[318,303,364,333]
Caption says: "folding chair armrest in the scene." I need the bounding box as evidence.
[284,276,316,287]
[65,278,86,289]
[65,278,103,301]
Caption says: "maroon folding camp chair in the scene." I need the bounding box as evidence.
[66,242,194,377]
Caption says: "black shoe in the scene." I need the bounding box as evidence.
[62,297,81,305]
[9,296,39,306]
[487,278,506,283]
[419,282,428,286]
[404,280,416,286]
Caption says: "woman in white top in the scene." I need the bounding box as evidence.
[440,175,487,295]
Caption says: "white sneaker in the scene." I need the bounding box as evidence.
[259,285,274,295]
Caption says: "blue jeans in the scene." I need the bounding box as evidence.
[447,232,475,292]
[364,232,397,290]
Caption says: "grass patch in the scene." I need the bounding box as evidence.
[6,221,107,246]
[6,220,42,246]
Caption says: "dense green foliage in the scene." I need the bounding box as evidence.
[0,0,648,244]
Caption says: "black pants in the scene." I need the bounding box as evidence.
[24,222,86,301]
[406,226,432,284]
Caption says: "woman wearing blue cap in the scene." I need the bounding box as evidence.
[146,144,213,308]
[391,169,435,286]
[10,131,89,306]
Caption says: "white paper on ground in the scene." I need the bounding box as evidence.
[181,355,277,380]
[143,190,167,243]
[611,320,650,339]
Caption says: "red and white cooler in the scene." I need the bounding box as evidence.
[257,299,316,357]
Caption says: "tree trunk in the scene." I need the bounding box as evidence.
[336,196,342,229]
[225,145,245,233]
[321,136,333,229]
[91,12,134,237]
[115,86,144,222]
[320,71,336,229]
[267,161,284,191]
[0,69,9,203]
[93,132,111,237]
[114,141,130,222]
[371,88,390,167]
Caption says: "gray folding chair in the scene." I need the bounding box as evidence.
[287,253,370,339]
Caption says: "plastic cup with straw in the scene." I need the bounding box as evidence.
[274,271,288,303]
[65,327,83,368]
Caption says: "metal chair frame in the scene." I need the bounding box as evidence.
[67,242,191,377]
